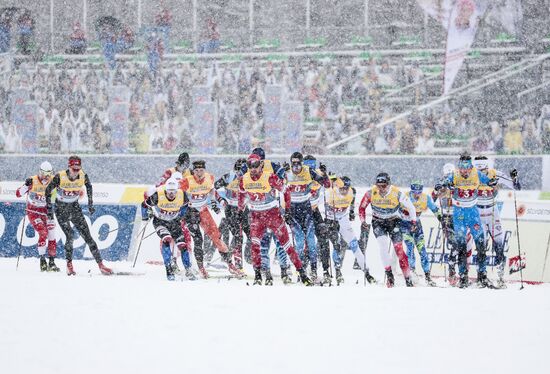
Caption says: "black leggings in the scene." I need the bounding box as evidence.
[55,201,102,263]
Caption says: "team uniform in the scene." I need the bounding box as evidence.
[179,168,243,278]
[144,182,192,280]
[359,177,415,287]
[401,188,440,286]
[324,178,375,285]
[238,155,311,285]
[45,157,112,276]
[286,161,330,282]
[473,162,520,286]
[441,163,494,287]
[16,168,59,272]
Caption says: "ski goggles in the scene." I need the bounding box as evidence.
[410,183,423,193]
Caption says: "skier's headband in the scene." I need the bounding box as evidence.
[69,158,81,169]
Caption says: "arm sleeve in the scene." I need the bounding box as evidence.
[238,177,246,211]
[309,167,330,188]
[427,194,439,214]
[84,173,93,204]
[269,173,290,208]
[478,171,491,185]
[271,161,286,179]
[156,169,172,187]
[45,174,61,205]
[16,178,33,197]
[399,192,417,221]
[358,191,371,223]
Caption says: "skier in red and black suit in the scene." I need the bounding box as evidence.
[45,155,113,276]
[238,153,312,286]
[16,161,59,272]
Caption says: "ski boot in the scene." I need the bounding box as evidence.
[424,272,436,287]
[321,270,332,286]
[40,256,48,272]
[477,272,494,289]
[228,262,246,278]
[66,260,76,276]
[364,270,376,284]
[98,261,113,275]
[335,268,344,286]
[310,266,318,285]
[298,268,313,286]
[48,257,60,272]
[448,267,458,287]
[184,267,197,281]
[198,264,209,279]
[253,268,262,285]
[352,259,361,270]
[458,273,469,289]
[385,269,395,288]
[171,258,181,275]
[280,266,292,284]
[405,277,414,287]
[264,269,274,286]
[165,264,175,281]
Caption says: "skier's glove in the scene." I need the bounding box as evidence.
[488,178,498,187]
[510,168,518,179]
[349,209,355,221]
[47,204,54,220]
[434,183,443,192]
[436,212,442,222]
[210,200,220,214]
[88,204,96,216]
[361,221,370,230]
[282,161,290,172]
[284,210,293,226]
[141,204,150,221]
[319,162,327,174]
[410,221,418,232]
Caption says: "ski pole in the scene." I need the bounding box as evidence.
[512,190,524,290]
[16,213,27,270]
[542,233,550,282]
[132,220,151,268]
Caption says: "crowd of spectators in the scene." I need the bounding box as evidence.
[0,58,549,155]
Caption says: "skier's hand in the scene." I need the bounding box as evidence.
[436,212,442,222]
[282,161,290,172]
[141,205,150,221]
[361,221,370,230]
[410,221,418,232]
[47,204,54,220]
[284,210,293,226]
[510,168,518,180]
[210,200,220,214]
[319,162,327,174]
[434,183,443,192]
[349,209,355,221]
[88,204,96,216]
[488,178,498,187]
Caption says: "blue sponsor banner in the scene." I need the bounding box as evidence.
[0,202,137,261]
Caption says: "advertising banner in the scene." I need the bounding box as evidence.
[264,85,283,152]
[282,101,304,153]
[0,202,138,261]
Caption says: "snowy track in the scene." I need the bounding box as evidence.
[1,257,548,374]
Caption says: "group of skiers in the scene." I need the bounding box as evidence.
[16,150,520,288]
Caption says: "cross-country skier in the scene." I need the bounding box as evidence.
[472,155,521,288]
[16,161,59,272]
[179,160,244,278]
[285,151,330,283]
[435,153,497,288]
[238,153,312,286]
[45,155,113,276]
[144,178,194,280]
[358,172,415,287]
[401,180,440,286]
[325,176,376,285]
[156,152,191,187]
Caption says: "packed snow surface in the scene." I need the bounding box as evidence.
[1,256,548,374]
